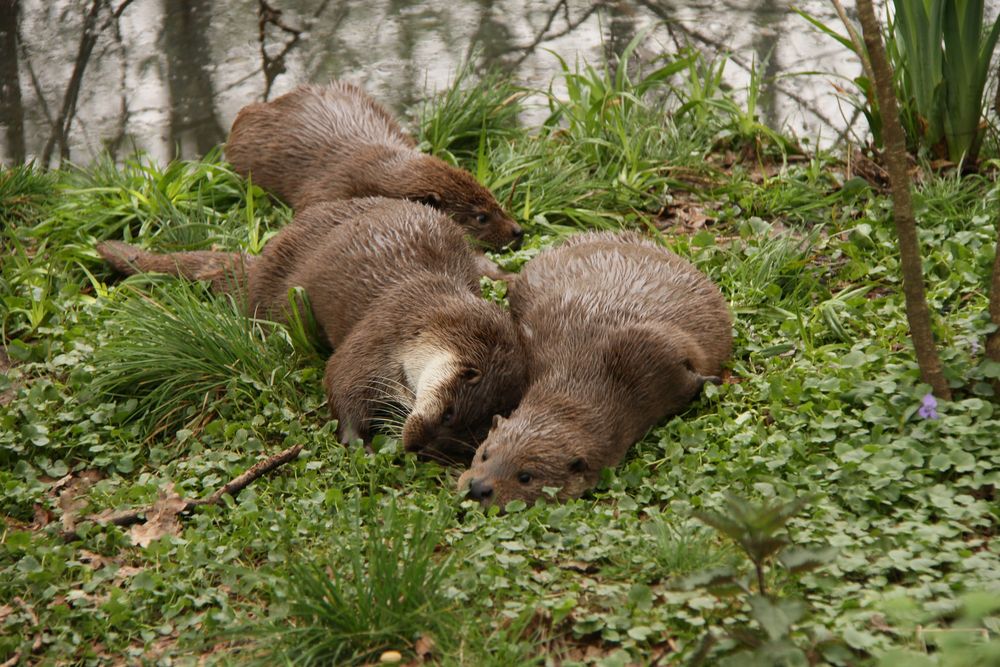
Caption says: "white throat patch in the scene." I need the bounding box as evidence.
[401,345,459,413]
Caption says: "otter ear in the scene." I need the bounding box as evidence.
[568,457,588,474]
[461,368,482,385]
[684,359,722,391]
[418,192,442,209]
[491,413,505,429]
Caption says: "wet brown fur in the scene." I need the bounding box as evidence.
[96,242,252,295]
[97,198,527,462]
[459,231,732,508]
[225,82,523,250]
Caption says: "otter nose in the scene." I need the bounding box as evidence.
[468,478,493,501]
[509,224,524,248]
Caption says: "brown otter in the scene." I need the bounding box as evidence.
[457,231,732,508]
[97,198,527,462]
[225,82,523,251]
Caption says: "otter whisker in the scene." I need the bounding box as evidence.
[359,382,414,411]
[364,374,413,396]
[369,404,411,432]
[436,435,479,453]
[412,448,459,466]
[362,377,415,408]
[363,394,410,415]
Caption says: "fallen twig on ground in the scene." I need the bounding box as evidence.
[61,443,303,542]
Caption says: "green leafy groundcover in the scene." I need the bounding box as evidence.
[1,55,999,665]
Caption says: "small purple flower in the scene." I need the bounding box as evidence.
[970,337,981,355]
[917,393,938,420]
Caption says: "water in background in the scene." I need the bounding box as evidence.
[0,0,979,167]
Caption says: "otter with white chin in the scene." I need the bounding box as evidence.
[98,198,527,462]
[458,231,732,507]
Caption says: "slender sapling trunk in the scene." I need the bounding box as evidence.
[856,0,952,400]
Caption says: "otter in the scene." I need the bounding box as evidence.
[457,231,732,508]
[97,198,527,463]
[225,82,524,251]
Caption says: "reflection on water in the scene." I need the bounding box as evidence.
[0,0,952,167]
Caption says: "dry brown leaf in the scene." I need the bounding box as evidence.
[414,635,435,662]
[128,483,186,548]
[114,565,145,580]
[30,504,51,530]
[0,604,12,623]
[65,588,108,607]
[59,483,90,533]
[78,470,104,485]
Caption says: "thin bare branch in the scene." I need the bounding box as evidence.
[257,0,303,100]
[40,0,136,166]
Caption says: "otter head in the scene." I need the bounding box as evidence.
[457,399,601,510]
[402,155,524,251]
[458,324,724,510]
[400,304,527,464]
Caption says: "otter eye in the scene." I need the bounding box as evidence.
[569,457,587,474]
[462,368,482,385]
[441,407,455,425]
[475,212,488,224]
[480,449,489,462]
[517,471,532,485]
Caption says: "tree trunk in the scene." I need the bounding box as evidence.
[0,0,26,164]
[162,0,226,159]
[855,0,951,399]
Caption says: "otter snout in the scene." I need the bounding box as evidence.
[402,414,432,454]
[508,223,525,249]
[402,413,477,465]
[468,478,493,501]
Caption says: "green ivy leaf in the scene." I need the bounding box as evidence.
[628,583,653,611]
[749,595,807,640]
[778,545,838,573]
[674,566,739,591]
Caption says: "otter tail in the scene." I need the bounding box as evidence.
[96,240,250,295]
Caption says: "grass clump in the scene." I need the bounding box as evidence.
[0,163,55,226]
[418,62,525,163]
[91,281,314,438]
[250,496,457,666]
